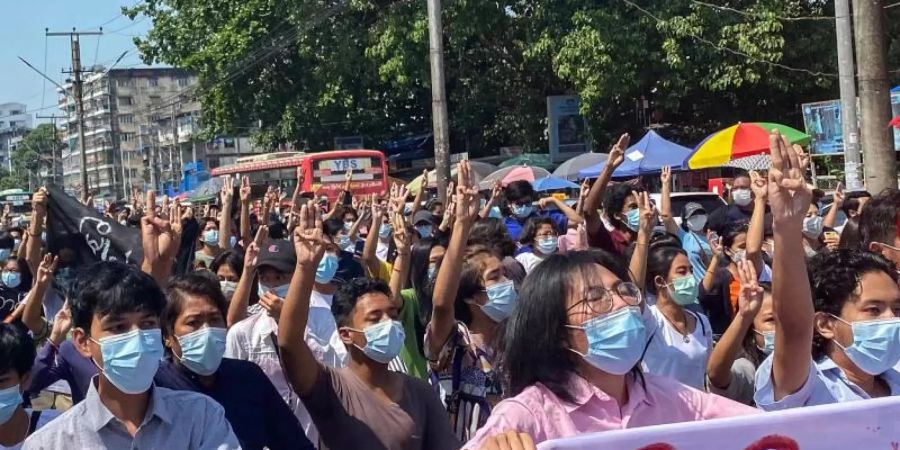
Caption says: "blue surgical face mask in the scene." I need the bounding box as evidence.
[0,248,11,262]
[481,280,518,323]
[229,235,238,249]
[316,253,340,284]
[346,320,406,364]
[258,282,290,299]
[416,224,433,239]
[512,204,534,218]
[92,328,164,394]
[176,327,227,376]
[832,315,900,375]
[567,306,647,375]
[536,236,558,255]
[488,206,503,219]
[202,230,219,246]
[379,223,392,239]
[666,275,699,306]
[1,271,21,289]
[339,234,356,253]
[625,208,641,231]
[0,384,22,425]
[755,330,775,355]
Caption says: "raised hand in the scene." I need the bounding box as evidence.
[439,194,456,230]
[767,131,812,225]
[832,182,844,207]
[660,165,671,185]
[389,183,410,215]
[32,187,49,215]
[259,292,284,322]
[141,191,179,268]
[488,181,503,206]
[293,204,327,268]
[572,223,589,251]
[220,175,234,206]
[707,231,724,257]
[455,160,480,225]
[636,191,658,233]
[391,211,411,254]
[49,301,73,346]
[736,259,763,319]
[239,176,252,204]
[244,225,268,272]
[749,170,767,202]
[538,197,557,209]
[36,254,58,286]
[608,133,630,169]
[794,144,810,173]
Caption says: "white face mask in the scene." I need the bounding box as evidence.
[732,189,752,206]
[802,216,824,239]
[686,214,707,232]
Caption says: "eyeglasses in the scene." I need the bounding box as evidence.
[567,280,643,316]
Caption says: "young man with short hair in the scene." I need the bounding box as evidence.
[278,205,459,450]
[23,262,240,449]
[858,188,900,269]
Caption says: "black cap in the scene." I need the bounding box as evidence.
[413,210,435,225]
[256,239,296,273]
[683,202,706,219]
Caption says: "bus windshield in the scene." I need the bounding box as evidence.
[0,189,32,215]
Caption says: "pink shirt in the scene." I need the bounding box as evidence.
[463,373,759,449]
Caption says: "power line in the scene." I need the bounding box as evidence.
[689,0,835,21]
[620,0,838,78]
[106,16,147,35]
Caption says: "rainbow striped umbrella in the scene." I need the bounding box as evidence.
[687,122,811,170]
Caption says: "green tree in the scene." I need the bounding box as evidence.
[125,0,871,155]
[13,124,60,190]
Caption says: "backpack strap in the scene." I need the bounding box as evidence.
[28,410,42,436]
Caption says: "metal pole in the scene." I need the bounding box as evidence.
[854,0,897,193]
[71,35,91,200]
[835,0,863,191]
[426,0,451,203]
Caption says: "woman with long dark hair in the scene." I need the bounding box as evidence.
[463,251,757,449]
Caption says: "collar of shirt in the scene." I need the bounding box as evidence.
[561,373,655,414]
[83,376,172,433]
[816,357,900,395]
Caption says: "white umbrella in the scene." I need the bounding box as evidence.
[552,153,608,181]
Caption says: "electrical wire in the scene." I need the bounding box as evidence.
[689,0,835,21]
[41,34,49,110]
[620,0,838,78]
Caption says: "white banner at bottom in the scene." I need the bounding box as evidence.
[538,396,900,450]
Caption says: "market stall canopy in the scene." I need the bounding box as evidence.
[190,177,224,202]
[552,152,608,181]
[577,130,692,179]
[479,165,551,190]
[532,176,579,191]
[687,122,810,170]
[499,154,554,170]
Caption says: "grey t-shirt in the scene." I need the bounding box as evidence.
[302,367,460,450]
[708,357,756,406]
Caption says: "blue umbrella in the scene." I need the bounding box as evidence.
[532,176,579,191]
[577,130,693,179]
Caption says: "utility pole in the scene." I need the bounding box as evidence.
[47,28,102,200]
[426,0,451,203]
[854,0,896,193]
[35,115,64,186]
[835,0,864,191]
[170,103,178,192]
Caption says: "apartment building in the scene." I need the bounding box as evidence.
[0,102,32,172]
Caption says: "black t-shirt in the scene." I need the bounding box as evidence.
[0,285,25,322]
[699,267,734,336]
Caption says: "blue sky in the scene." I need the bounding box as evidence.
[1,1,153,124]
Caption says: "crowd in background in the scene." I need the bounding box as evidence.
[0,130,899,450]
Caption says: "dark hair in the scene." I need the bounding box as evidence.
[7,227,23,237]
[722,222,749,251]
[603,183,635,220]
[454,245,500,326]
[645,246,688,295]
[410,235,449,325]
[468,218,516,258]
[0,323,35,376]
[501,250,639,402]
[332,278,392,327]
[127,214,142,228]
[837,219,861,250]
[210,250,244,276]
[858,189,900,249]
[0,232,14,250]
[161,272,228,343]
[841,191,872,217]
[505,180,535,204]
[519,216,554,246]
[323,218,344,239]
[341,208,358,222]
[649,231,682,251]
[70,262,167,333]
[808,250,897,361]
[6,258,33,293]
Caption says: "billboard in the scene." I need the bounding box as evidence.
[803,94,900,155]
[547,95,591,162]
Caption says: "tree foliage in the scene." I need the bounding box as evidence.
[126,0,899,155]
[7,124,60,190]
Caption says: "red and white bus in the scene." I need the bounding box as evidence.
[211,149,389,200]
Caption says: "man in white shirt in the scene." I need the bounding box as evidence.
[225,238,346,447]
